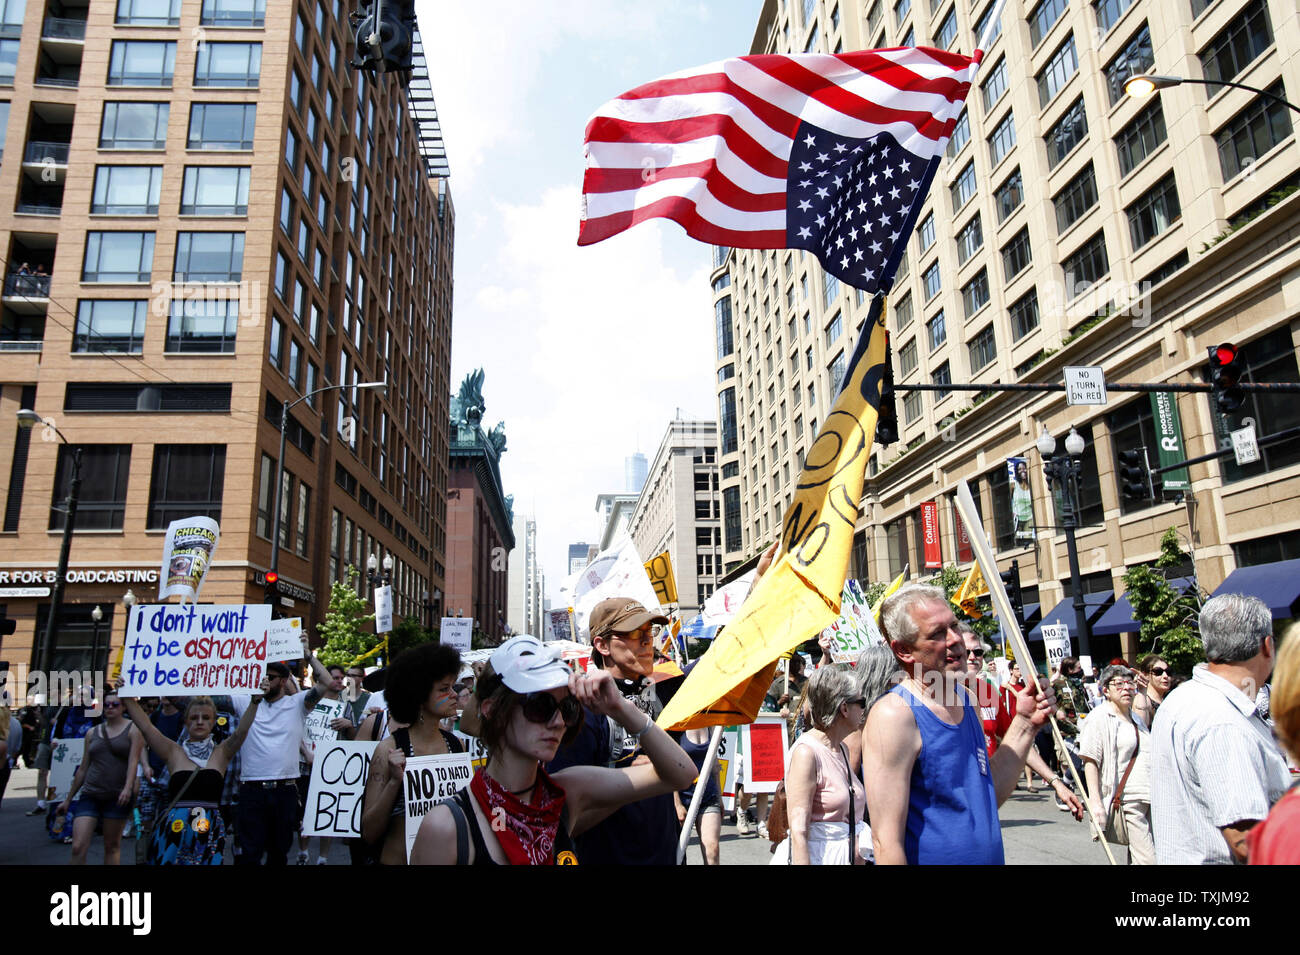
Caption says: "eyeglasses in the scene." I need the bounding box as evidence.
[969,649,985,658]
[520,692,583,728]
[1149,666,1169,676]
[610,626,659,647]
[103,700,122,708]
[845,697,867,708]
[1106,680,1135,690]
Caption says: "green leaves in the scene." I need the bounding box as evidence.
[315,566,379,668]
[1121,528,1205,673]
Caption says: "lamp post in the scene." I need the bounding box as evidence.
[269,380,386,573]
[366,553,393,593]
[18,409,80,682]
[121,590,136,672]
[1037,426,1093,663]
[421,588,442,631]
[1124,73,1300,114]
[89,605,103,676]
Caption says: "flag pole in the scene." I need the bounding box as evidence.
[953,480,1118,865]
[975,0,1009,54]
[676,725,724,864]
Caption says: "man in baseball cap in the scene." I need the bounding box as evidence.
[547,596,683,865]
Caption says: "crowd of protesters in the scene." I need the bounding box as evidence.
[7,576,1297,866]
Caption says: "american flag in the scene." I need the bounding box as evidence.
[579,48,981,292]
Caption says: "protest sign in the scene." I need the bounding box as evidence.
[48,738,84,800]
[453,731,489,771]
[1041,624,1071,673]
[741,715,788,794]
[718,727,740,811]
[375,585,393,633]
[267,618,302,661]
[822,579,886,663]
[118,604,273,695]
[403,752,474,860]
[305,698,346,748]
[440,617,473,653]
[158,517,220,603]
[572,535,661,639]
[301,740,377,837]
[644,550,678,606]
[702,571,756,624]
[544,608,573,642]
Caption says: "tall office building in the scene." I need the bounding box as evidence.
[624,451,647,494]
[567,542,589,575]
[627,418,721,616]
[507,511,542,636]
[715,0,1300,657]
[0,0,453,675]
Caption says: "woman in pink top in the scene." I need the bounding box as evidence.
[1249,634,1300,864]
[771,666,866,865]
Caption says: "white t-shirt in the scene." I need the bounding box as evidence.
[239,691,315,782]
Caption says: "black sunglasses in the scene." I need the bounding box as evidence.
[1149,666,1169,676]
[520,692,583,728]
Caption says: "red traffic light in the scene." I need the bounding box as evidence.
[265,571,279,585]
[1214,343,1238,366]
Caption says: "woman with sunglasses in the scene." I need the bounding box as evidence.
[411,635,696,865]
[770,665,866,865]
[1132,655,1171,729]
[57,690,144,865]
[1078,665,1155,864]
[361,643,464,865]
[121,686,262,864]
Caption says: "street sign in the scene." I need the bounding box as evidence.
[1064,366,1108,406]
[374,585,393,633]
[1231,424,1259,465]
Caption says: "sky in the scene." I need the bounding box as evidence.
[418,0,763,607]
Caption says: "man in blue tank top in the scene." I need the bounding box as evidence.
[862,585,1056,864]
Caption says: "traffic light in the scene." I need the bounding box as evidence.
[1118,447,1151,502]
[875,331,898,446]
[1000,560,1023,630]
[264,571,280,618]
[350,1,416,75]
[1208,342,1246,415]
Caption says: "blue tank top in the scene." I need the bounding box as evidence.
[890,683,1004,865]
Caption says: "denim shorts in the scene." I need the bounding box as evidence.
[71,793,132,821]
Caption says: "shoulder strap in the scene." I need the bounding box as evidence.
[840,742,856,866]
[440,729,463,753]
[393,726,412,757]
[1111,721,1140,811]
[441,792,471,865]
[369,711,382,741]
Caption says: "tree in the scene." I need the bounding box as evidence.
[926,564,1000,646]
[316,566,378,668]
[1121,528,1205,674]
[387,615,436,659]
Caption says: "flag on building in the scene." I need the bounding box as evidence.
[579,47,981,292]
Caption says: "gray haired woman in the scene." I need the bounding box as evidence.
[770,665,866,865]
[1078,664,1154,864]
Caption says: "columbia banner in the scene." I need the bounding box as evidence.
[658,299,890,730]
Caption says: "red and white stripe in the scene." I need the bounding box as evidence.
[579,47,982,248]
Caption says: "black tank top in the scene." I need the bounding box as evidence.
[166,768,225,804]
[448,787,579,866]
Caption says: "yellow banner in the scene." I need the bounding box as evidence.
[952,562,988,619]
[658,301,889,730]
[871,570,907,623]
[644,550,678,606]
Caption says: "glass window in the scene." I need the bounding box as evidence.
[918,212,936,252]
[895,293,913,329]
[82,232,154,283]
[181,166,250,215]
[288,338,302,390]
[1002,226,1032,281]
[975,1,1003,45]
[284,127,299,170]
[269,316,284,369]
[995,167,1023,222]
[1094,0,1133,32]
[295,481,310,556]
[188,103,256,150]
[823,270,840,309]
[194,42,262,87]
[989,111,1016,166]
[923,261,941,300]
[981,57,1008,111]
[275,250,289,299]
[1103,24,1153,106]
[148,446,225,527]
[968,324,996,371]
[961,269,990,318]
[931,361,952,400]
[116,0,180,24]
[1062,231,1109,295]
[166,296,238,353]
[0,0,23,37]
[1199,0,1272,86]
[946,110,970,158]
[0,38,17,85]
[950,161,976,211]
[899,337,918,375]
[829,350,846,389]
[1214,83,1294,180]
[904,390,923,423]
[927,310,947,350]
[91,166,162,214]
[719,387,737,454]
[937,9,958,47]
[895,0,911,28]
[1045,98,1088,169]
[100,102,169,150]
[256,453,274,539]
[50,446,130,531]
[108,41,176,86]
[1037,35,1078,106]
[1115,99,1165,176]
[1010,288,1040,340]
[1106,398,1165,515]
[1053,162,1098,233]
[956,214,983,265]
[201,0,266,27]
[826,312,842,347]
[1028,0,1067,47]
[1216,325,1300,482]
[1126,173,1180,249]
[173,232,245,282]
[73,300,147,353]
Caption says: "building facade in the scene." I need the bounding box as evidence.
[567,542,589,575]
[627,418,722,616]
[714,0,1300,656]
[624,451,647,494]
[0,0,453,678]
[506,511,542,636]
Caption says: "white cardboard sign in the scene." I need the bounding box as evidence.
[403,752,474,860]
[1041,623,1071,673]
[300,740,377,837]
[267,617,302,661]
[305,698,346,748]
[440,617,473,653]
[119,604,273,695]
[49,738,84,801]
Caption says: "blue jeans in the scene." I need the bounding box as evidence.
[236,781,299,865]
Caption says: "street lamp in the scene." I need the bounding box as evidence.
[366,552,394,590]
[421,588,442,630]
[121,589,136,674]
[269,379,386,572]
[18,409,80,682]
[89,605,103,675]
[1037,426,1093,663]
[1124,73,1300,114]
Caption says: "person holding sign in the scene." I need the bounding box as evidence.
[360,643,465,865]
[412,635,696,865]
[57,690,143,865]
[122,687,262,864]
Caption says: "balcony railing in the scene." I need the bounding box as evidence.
[42,16,87,40]
[0,340,43,352]
[4,273,52,296]
[34,76,79,89]
[24,141,71,164]
[15,202,61,216]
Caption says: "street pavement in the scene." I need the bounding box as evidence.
[2,766,1105,865]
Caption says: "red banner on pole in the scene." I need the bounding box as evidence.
[921,501,942,569]
[954,507,973,563]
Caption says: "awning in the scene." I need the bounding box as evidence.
[1211,558,1300,620]
[1093,577,1196,636]
[1027,592,1115,642]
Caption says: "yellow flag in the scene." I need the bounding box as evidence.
[951,562,988,619]
[644,550,678,606]
[871,570,907,623]
[658,301,889,730]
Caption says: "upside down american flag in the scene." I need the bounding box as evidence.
[576,44,987,729]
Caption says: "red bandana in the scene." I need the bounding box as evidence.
[470,767,567,866]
